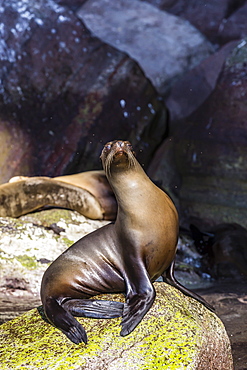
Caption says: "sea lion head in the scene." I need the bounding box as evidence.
[100,140,136,176]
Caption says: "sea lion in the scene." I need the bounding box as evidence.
[1,171,117,220]
[41,140,213,345]
[0,177,104,220]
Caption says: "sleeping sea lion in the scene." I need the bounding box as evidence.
[0,177,104,220]
[41,140,213,344]
[1,171,117,220]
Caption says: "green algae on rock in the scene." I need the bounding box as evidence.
[0,283,233,370]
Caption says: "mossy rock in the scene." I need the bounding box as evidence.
[0,209,108,297]
[0,283,233,369]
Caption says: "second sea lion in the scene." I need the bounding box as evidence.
[2,171,117,220]
[0,177,104,220]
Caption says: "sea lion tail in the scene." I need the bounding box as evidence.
[162,260,215,312]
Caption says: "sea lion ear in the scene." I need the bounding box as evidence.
[104,143,112,151]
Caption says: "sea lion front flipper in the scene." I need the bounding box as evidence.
[63,299,124,319]
[162,260,214,312]
[43,297,88,344]
[120,268,156,337]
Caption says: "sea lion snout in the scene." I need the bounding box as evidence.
[113,141,135,157]
[111,141,126,157]
[114,140,125,149]
[100,140,135,174]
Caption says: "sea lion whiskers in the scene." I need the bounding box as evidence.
[104,150,114,177]
[100,143,114,177]
[127,152,136,170]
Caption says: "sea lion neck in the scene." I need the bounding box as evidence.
[100,140,149,213]
[106,164,151,220]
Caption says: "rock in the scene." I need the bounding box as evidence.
[148,39,247,229]
[0,120,32,184]
[78,0,214,96]
[165,40,238,123]
[140,0,177,9]
[147,137,180,207]
[174,232,214,289]
[143,0,236,44]
[218,2,247,44]
[0,0,167,183]
[54,0,88,11]
[0,208,109,322]
[189,223,247,279]
[199,281,247,370]
[0,283,233,369]
[172,39,247,228]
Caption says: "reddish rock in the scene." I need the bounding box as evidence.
[0,120,33,183]
[0,0,167,183]
[173,40,247,227]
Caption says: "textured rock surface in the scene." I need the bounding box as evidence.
[173,39,247,227]
[147,41,238,201]
[143,0,245,45]
[218,2,247,44]
[78,0,213,95]
[160,0,231,43]
[148,38,247,230]
[0,283,233,370]
[165,40,238,123]
[0,0,167,183]
[199,282,247,370]
[0,209,109,323]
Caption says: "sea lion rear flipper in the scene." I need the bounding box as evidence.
[63,299,124,319]
[120,268,156,337]
[43,297,88,344]
[162,260,214,312]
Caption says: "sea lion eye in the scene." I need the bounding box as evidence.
[105,144,112,151]
[104,142,112,151]
[126,142,133,150]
